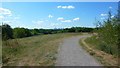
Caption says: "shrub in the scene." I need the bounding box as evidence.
[2,24,13,40]
[95,11,119,56]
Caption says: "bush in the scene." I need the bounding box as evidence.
[2,24,13,40]
[95,11,119,56]
[13,28,32,38]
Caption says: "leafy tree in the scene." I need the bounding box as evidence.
[2,24,13,40]
[24,28,32,37]
[13,28,26,38]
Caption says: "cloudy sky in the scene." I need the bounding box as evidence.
[0,2,118,29]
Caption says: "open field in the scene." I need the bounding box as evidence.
[1,2,119,67]
[79,36,118,66]
[2,33,86,66]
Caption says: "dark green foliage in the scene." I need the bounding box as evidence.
[13,28,26,38]
[62,27,94,33]
[117,23,120,57]
[24,28,32,37]
[30,29,38,35]
[29,27,94,35]
[13,28,32,38]
[2,24,13,40]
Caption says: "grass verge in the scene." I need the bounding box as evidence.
[79,36,118,66]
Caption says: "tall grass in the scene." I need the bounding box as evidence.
[2,39,22,64]
[85,36,118,57]
[2,33,82,66]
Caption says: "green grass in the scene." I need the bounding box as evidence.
[84,36,100,48]
[79,36,118,66]
[85,36,118,56]
[2,33,82,66]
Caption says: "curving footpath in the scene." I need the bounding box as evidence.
[56,35,102,66]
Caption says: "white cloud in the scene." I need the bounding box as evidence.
[57,6,75,9]
[73,18,80,21]
[57,17,64,20]
[0,8,12,16]
[2,21,11,23]
[0,8,20,25]
[67,6,75,9]
[100,14,108,16]
[109,6,112,9]
[61,20,72,23]
[32,20,45,24]
[48,15,53,18]
[57,6,62,8]
[62,6,68,9]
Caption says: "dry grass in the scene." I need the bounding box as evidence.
[79,36,118,66]
[2,33,82,66]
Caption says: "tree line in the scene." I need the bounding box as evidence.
[1,24,94,40]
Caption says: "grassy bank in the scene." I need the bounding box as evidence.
[85,36,118,57]
[79,36,118,66]
[2,33,83,66]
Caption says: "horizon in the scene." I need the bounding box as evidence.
[1,23,96,29]
[1,2,118,29]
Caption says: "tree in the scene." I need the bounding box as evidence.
[96,11,119,55]
[24,28,32,37]
[13,28,26,38]
[2,24,13,40]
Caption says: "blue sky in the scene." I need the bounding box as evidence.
[2,0,120,2]
[1,2,118,29]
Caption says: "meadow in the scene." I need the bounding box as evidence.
[2,33,82,66]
